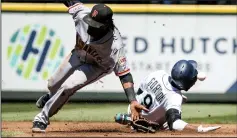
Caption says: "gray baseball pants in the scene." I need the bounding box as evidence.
[33,50,110,125]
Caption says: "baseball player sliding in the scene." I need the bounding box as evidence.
[115,60,221,133]
[32,1,148,133]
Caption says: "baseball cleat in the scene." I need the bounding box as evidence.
[36,93,50,108]
[32,121,47,133]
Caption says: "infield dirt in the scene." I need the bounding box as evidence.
[2,122,236,137]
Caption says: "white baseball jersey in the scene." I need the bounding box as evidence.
[68,3,130,76]
[128,70,183,128]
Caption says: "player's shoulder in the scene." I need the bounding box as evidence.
[112,28,123,49]
[147,70,181,93]
[142,70,169,83]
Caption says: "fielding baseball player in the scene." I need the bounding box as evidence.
[115,60,221,133]
[32,1,148,133]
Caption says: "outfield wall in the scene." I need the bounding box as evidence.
[1,3,237,102]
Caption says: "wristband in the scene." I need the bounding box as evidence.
[124,87,137,102]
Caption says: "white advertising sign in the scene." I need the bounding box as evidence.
[2,13,236,93]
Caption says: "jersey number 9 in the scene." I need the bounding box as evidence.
[143,94,152,109]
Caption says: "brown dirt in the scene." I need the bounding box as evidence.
[2,121,237,137]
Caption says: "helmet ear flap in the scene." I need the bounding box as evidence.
[184,76,198,91]
[169,76,184,90]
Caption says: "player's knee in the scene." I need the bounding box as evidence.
[165,108,181,130]
[47,78,57,92]
[47,79,54,92]
[61,85,73,93]
[61,82,83,96]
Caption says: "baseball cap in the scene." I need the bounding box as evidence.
[83,4,113,28]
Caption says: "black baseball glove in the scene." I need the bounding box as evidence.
[131,117,160,133]
[62,0,81,7]
[115,113,160,133]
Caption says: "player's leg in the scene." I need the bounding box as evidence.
[32,64,108,133]
[140,106,169,130]
[36,50,80,108]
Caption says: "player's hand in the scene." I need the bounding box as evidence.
[197,125,221,133]
[130,101,149,121]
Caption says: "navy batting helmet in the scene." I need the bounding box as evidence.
[171,60,198,91]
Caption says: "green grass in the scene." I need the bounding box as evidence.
[184,115,237,124]
[1,131,23,137]
[1,103,237,123]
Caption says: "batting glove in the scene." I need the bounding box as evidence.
[197,125,221,133]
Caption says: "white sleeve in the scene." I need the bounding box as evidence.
[139,73,153,91]
[165,93,182,112]
[68,3,91,20]
[172,119,188,131]
[68,3,90,42]
[113,47,130,76]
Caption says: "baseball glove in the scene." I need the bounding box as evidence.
[62,0,80,7]
[131,117,160,133]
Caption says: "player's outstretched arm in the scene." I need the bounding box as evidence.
[62,0,91,20]
[179,123,221,133]
[61,0,91,40]
[119,73,149,121]
[166,109,221,133]
[114,47,149,121]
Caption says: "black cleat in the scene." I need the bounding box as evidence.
[36,93,50,108]
[32,121,47,133]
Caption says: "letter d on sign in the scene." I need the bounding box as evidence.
[134,37,148,53]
